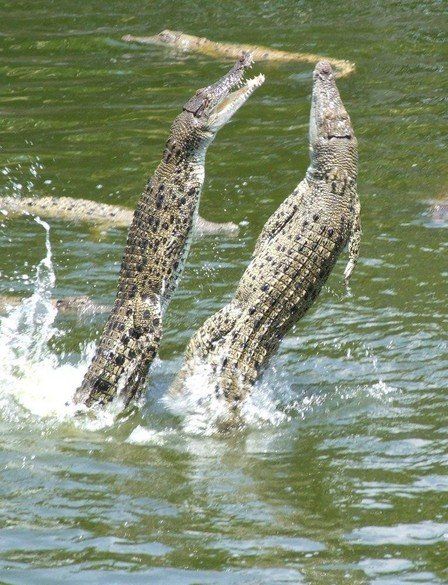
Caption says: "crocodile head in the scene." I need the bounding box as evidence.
[308,60,357,178]
[155,30,185,46]
[168,54,264,158]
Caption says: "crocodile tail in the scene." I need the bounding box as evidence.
[74,295,162,408]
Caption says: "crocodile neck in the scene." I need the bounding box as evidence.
[116,148,207,305]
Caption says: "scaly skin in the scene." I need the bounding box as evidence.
[0,196,239,236]
[172,61,361,416]
[123,29,356,78]
[74,55,264,408]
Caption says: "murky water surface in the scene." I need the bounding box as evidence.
[0,1,447,583]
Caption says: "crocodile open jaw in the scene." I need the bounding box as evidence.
[209,73,265,130]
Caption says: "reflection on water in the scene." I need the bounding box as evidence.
[0,0,447,583]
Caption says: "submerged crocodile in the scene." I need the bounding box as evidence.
[74,55,264,408]
[0,294,110,315]
[123,30,356,78]
[0,196,239,236]
[172,61,360,420]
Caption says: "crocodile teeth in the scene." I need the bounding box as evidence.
[246,73,265,89]
[209,72,264,130]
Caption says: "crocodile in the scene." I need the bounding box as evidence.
[0,294,110,315]
[74,55,264,408]
[0,196,239,236]
[123,30,356,78]
[171,61,360,421]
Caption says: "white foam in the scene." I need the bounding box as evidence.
[127,425,171,445]
[163,360,288,436]
[163,362,230,435]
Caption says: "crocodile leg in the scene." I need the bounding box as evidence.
[344,192,361,286]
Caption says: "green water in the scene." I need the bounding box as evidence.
[0,1,447,583]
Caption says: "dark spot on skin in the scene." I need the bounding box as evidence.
[261,284,269,292]
[143,310,151,319]
[126,308,133,317]
[180,197,186,205]
[313,214,319,222]
[153,317,160,326]
[328,228,334,236]
[248,307,256,315]
[121,335,130,344]
[129,350,136,359]
[130,327,142,339]
[222,357,228,367]
[115,355,125,366]
[303,221,308,228]
[93,378,112,394]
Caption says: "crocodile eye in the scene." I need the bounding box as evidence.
[195,99,209,117]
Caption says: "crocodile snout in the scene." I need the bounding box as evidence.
[315,60,333,77]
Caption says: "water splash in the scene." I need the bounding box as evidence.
[162,350,397,436]
[163,361,288,436]
[0,156,44,197]
[0,218,106,427]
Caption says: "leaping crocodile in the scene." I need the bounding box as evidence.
[0,196,239,236]
[123,30,356,78]
[171,61,360,421]
[74,55,264,408]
